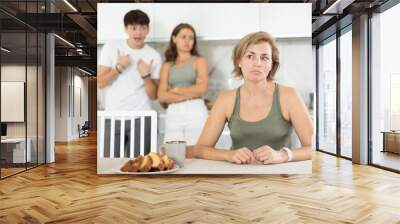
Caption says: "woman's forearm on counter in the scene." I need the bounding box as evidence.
[289,145,312,161]
[193,145,231,162]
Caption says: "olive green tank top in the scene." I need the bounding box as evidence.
[168,56,197,88]
[228,83,292,151]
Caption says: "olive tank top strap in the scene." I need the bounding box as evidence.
[272,83,283,117]
[231,87,241,120]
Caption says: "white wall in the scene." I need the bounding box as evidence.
[55,67,89,141]
[55,67,68,141]
[72,73,89,138]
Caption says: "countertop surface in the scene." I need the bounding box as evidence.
[98,158,312,175]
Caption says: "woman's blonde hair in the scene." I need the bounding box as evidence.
[232,31,279,80]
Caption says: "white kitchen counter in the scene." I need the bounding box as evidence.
[98,158,312,175]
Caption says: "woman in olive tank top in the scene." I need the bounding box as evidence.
[192,32,313,165]
[158,23,209,146]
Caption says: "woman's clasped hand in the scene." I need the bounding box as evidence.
[227,145,289,165]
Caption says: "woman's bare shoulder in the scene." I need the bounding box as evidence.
[277,83,301,120]
[194,56,207,67]
[212,89,237,119]
[216,89,236,102]
[279,83,306,109]
[195,56,206,62]
[161,62,174,74]
[162,61,173,68]
[277,83,298,99]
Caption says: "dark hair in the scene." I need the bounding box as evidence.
[124,9,150,27]
[232,31,280,81]
[164,23,200,63]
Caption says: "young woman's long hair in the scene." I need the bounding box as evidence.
[164,23,200,63]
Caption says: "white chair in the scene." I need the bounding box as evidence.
[97,111,158,159]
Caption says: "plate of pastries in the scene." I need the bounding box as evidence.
[117,151,179,174]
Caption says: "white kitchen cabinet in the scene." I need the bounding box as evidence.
[259,3,312,38]
[97,3,311,44]
[153,3,260,41]
[97,3,155,44]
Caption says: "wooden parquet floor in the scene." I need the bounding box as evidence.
[1,134,400,224]
[1,167,26,178]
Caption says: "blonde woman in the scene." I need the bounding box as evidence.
[193,31,313,164]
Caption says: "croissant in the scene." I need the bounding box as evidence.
[120,156,142,172]
[120,151,175,172]
[161,153,174,170]
[148,152,165,171]
[120,159,135,172]
[139,155,153,172]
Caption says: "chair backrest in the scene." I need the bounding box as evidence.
[82,121,90,129]
[97,111,158,158]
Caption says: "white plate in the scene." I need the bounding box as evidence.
[112,164,180,175]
